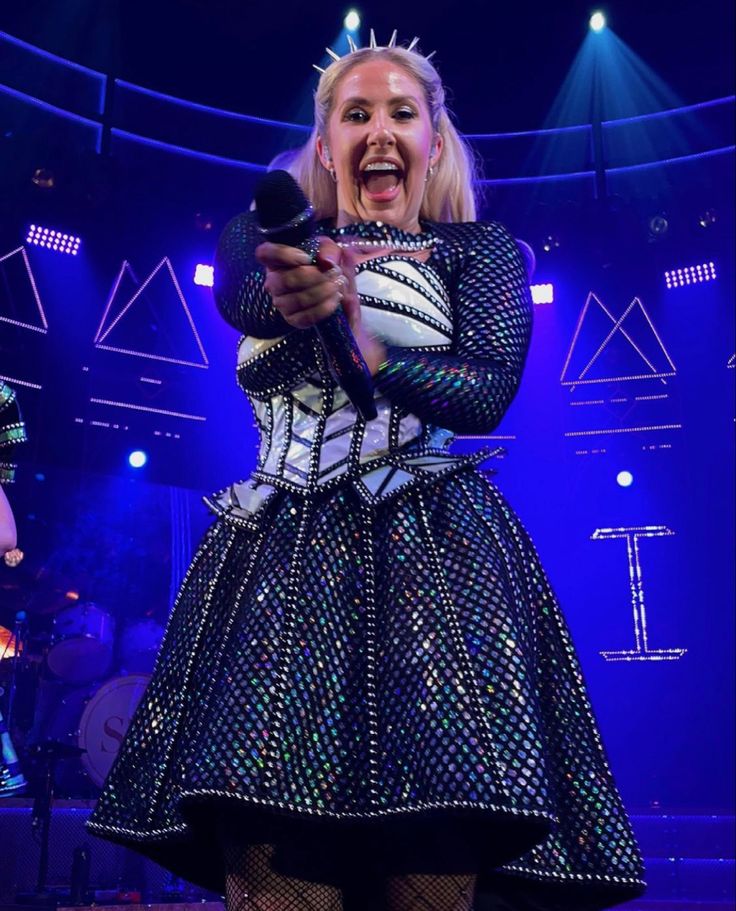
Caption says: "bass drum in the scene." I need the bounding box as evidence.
[41,673,150,795]
[47,602,115,684]
[119,619,164,674]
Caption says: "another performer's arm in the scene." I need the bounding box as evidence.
[0,486,17,555]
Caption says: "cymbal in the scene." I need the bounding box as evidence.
[0,624,19,658]
[0,561,82,615]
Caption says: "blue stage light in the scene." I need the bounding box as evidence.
[617,471,634,488]
[589,11,606,32]
[128,450,148,469]
[344,10,360,30]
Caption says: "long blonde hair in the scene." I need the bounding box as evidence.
[289,46,479,223]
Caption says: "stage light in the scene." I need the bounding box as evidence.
[194,264,214,287]
[31,167,55,189]
[664,261,717,288]
[530,283,554,304]
[647,214,669,239]
[616,471,634,488]
[128,450,148,469]
[542,235,560,253]
[698,208,717,228]
[344,9,360,30]
[26,225,81,255]
[589,11,606,32]
[194,212,214,232]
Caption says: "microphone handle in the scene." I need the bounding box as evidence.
[313,309,378,421]
[300,236,377,421]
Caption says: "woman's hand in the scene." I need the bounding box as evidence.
[256,238,386,376]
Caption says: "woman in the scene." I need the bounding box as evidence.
[87,37,646,911]
[1,381,27,796]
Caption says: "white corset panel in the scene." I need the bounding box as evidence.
[243,256,454,490]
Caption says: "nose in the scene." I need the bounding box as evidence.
[367,111,395,148]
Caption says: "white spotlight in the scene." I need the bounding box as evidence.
[344,9,360,31]
[616,471,633,488]
[590,11,606,32]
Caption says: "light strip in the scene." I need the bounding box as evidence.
[565,423,682,437]
[89,398,206,421]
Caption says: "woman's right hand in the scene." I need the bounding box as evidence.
[256,239,347,331]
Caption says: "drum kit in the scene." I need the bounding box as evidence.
[0,567,165,799]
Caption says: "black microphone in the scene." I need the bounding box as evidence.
[253,169,377,421]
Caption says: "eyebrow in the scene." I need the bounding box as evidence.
[340,95,421,107]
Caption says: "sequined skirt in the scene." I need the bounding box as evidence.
[86,468,645,908]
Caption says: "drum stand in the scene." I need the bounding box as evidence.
[16,740,85,907]
[0,611,29,794]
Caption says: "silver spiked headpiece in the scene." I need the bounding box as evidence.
[312,29,435,74]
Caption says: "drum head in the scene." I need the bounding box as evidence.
[78,673,151,787]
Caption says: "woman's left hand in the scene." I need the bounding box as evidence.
[316,239,387,378]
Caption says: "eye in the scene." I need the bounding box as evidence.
[344,108,368,122]
[394,107,416,120]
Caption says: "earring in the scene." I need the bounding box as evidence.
[329,168,337,183]
[425,165,435,182]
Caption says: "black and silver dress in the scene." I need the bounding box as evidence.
[86,216,646,909]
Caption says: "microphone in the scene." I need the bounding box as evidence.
[253,169,377,421]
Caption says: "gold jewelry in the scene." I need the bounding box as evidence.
[313,30,435,74]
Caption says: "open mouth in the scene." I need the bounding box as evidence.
[359,161,404,202]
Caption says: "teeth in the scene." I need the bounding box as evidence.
[363,162,400,172]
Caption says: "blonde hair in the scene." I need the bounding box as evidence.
[289,46,479,223]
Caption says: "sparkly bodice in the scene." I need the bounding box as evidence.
[209,215,533,524]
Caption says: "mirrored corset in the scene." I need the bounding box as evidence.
[206,257,497,525]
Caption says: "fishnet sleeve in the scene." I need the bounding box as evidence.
[213,210,291,338]
[213,211,319,392]
[373,222,533,435]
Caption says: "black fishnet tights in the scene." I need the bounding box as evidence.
[222,842,477,911]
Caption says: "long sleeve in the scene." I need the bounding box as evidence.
[213,210,292,338]
[213,210,320,394]
[373,222,533,435]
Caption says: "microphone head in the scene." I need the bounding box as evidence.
[254,170,314,247]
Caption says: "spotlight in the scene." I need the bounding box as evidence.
[542,235,560,253]
[26,225,81,255]
[617,471,633,488]
[530,283,555,304]
[344,9,360,30]
[31,167,55,189]
[698,208,717,228]
[589,11,606,32]
[647,214,669,239]
[664,261,717,288]
[128,450,148,469]
[194,264,214,287]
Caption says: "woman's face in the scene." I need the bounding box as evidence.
[317,59,442,233]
